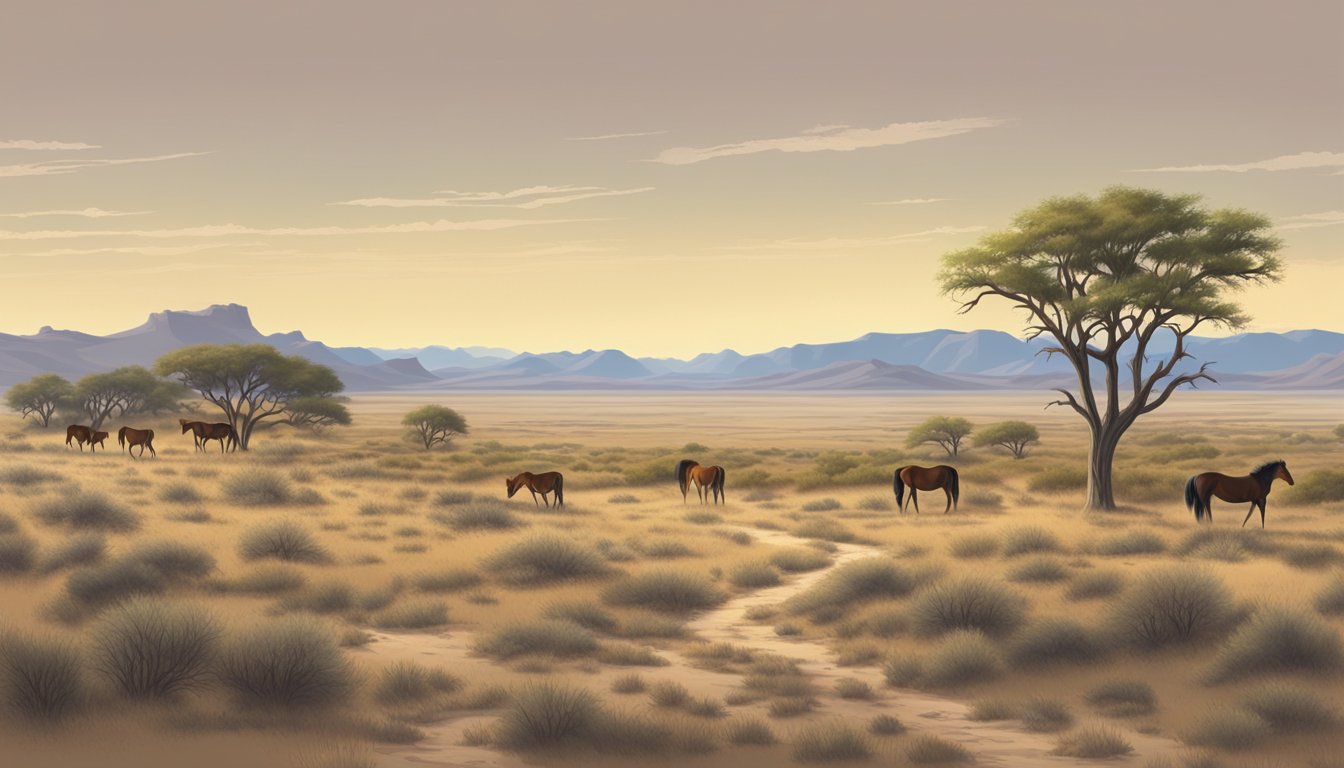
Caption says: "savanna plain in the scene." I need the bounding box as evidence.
[1,391,1342,768]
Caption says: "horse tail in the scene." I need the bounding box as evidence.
[675,459,695,495]
[65,429,72,446]
[893,467,906,509]
[117,427,126,448]
[555,473,564,507]
[1185,475,1203,521]
[715,467,725,503]
[948,466,960,508]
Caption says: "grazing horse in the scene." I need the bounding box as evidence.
[676,459,725,505]
[1185,460,1293,529]
[89,431,109,452]
[506,471,564,508]
[118,426,157,459]
[893,465,960,514]
[66,424,93,452]
[180,419,237,453]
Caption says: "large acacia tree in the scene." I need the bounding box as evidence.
[155,344,344,450]
[940,187,1281,509]
[66,366,185,430]
[4,373,73,427]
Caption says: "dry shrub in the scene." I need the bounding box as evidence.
[0,631,84,720]
[1052,724,1132,758]
[485,534,610,586]
[602,570,725,613]
[911,575,1026,638]
[238,520,330,564]
[475,620,598,659]
[1204,607,1342,683]
[216,617,355,709]
[786,558,918,616]
[34,491,139,531]
[922,630,1002,687]
[906,734,974,764]
[91,597,220,698]
[1107,565,1237,648]
[1085,679,1156,716]
[791,720,871,762]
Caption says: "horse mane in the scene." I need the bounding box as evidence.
[1250,459,1285,485]
[675,459,697,494]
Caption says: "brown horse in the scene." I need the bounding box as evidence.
[1185,459,1293,528]
[66,424,93,452]
[180,419,237,453]
[118,426,157,459]
[893,465,960,514]
[676,459,725,505]
[506,471,565,508]
[89,431,109,452]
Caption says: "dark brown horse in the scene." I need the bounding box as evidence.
[118,426,157,459]
[1186,459,1293,528]
[676,459,725,505]
[89,431,109,452]
[180,419,237,453]
[506,471,565,508]
[66,424,93,452]
[893,465,960,514]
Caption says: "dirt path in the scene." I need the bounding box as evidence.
[365,527,1183,767]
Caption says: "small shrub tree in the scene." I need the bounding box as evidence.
[4,373,72,427]
[906,416,973,457]
[974,421,1040,459]
[403,405,468,450]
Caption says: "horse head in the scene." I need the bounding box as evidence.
[1277,460,1294,486]
[179,419,192,434]
[505,476,519,498]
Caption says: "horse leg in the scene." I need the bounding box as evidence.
[911,489,920,515]
[943,487,952,514]
[1241,503,1256,528]
[1259,500,1267,529]
[530,489,540,508]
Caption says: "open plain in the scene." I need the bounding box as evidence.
[1,391,1342,768]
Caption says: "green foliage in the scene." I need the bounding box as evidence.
[905,416,974,457]
[974,420,1039,458]
[4,373,73,427]
[401,404,469,449]
[66,366,184,430]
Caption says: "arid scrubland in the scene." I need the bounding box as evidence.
[0,391,1341,768]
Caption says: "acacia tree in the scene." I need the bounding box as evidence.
[906,416,973,457]
[4,373,73,427]
[66,367,184,430]
[403,405,468,450]
[155,344,344,450]
[975,420,1040,459]
[940,187,1281,509]
[280,396,352,431]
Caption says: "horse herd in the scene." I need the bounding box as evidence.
[60,420,1299,527]
[507,457,1297,528]
[63,419,239,458]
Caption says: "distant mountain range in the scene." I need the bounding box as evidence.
[1,304,1341,392]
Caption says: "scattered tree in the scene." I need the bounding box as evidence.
[975,421,1040,459]
[280,396,352,431]
[906,416,974,457]
[155,344,344,450]
[4,373,72,427]
[403,405,468,450]
[65,367,184,431]
[941,187,1282,509]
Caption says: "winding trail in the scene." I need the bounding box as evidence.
[365,527,1183,767]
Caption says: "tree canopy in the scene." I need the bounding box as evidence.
[281,395,352,431]
[155,344,344,450]
[974,420,1040,459]
[402,405,468,450]
[66,366,184,430]
[940,186,1282,508]
[905,416,974,457]
[4,373,72,427]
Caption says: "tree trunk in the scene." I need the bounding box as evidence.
[1085,426,1119,510]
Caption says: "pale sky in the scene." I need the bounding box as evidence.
[1,1,1341,357]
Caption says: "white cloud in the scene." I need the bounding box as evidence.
[650,118,1007,165]
[0,218,602,241]
[723,226,987,251]
[0,139,100,150]
[334,185,653,209]
[873,198,951,206]
[0,207,152,219]
[1277,211,1344,230]
[565,130,669,141]
[0,152,208,178]
[1130,151,1344,173]
[9,242,271,257]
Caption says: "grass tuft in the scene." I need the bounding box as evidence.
[791,720,871,762]
[485,534,611,586]
[910,575,1026,638]
[602,570,726,613]
[238,520,330,564]
[906,734,974,764]
[1052,724,1133,758]
[1107,565,1237,648]
[91,597,220,698]
[0,631,84,720]
[1204,607,1342,683]
[34,491,140,531]
[216,617,355,709]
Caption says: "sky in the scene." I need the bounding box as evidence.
[1,1,1341,358]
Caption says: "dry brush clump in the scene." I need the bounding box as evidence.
[373,661,461,706]
[485,534,611,586]
[1065,569,1125,601]
[63,540,216,613]
[1052,724,1132,758]
[601,570,726,613]
[1106,565,1238,649]
[414,568,482,594]
[34,491,140,532]
[910,575,1027,638]
[791,720,872,762]
[475,620,599,660]
[1316,574,1344,616]
[906,733,974,764]
[37,532,105,574]
[786,558,919,618]
[921,629,1004,687]
[1007,617,1104,667]
[372,598,449,630]
[1238,683,1339,733]
[222,469,297,506]
[1204,607,1342,683]
[0,631,84,721]
[430,500,524,531]
[216,617,355,709]
[0,531,38,574]
[90,597,220,698]
[769,547,832,573]
[1001,525,1063,557]
[1085,680,1156,717]
[238,520,331,564]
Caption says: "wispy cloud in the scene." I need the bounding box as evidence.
[650,118,1007,165]
[1130,151,1344,173]
[0,152,208,178]
[7,242,272,258]
[723,226,987,251]
[334,185,653,209]
[0,218,602,241]
[0,207,152,219]
[1277,211,1344,230]
[872,198,951,206]
[565,130,668,141]
[0,139,100,151]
